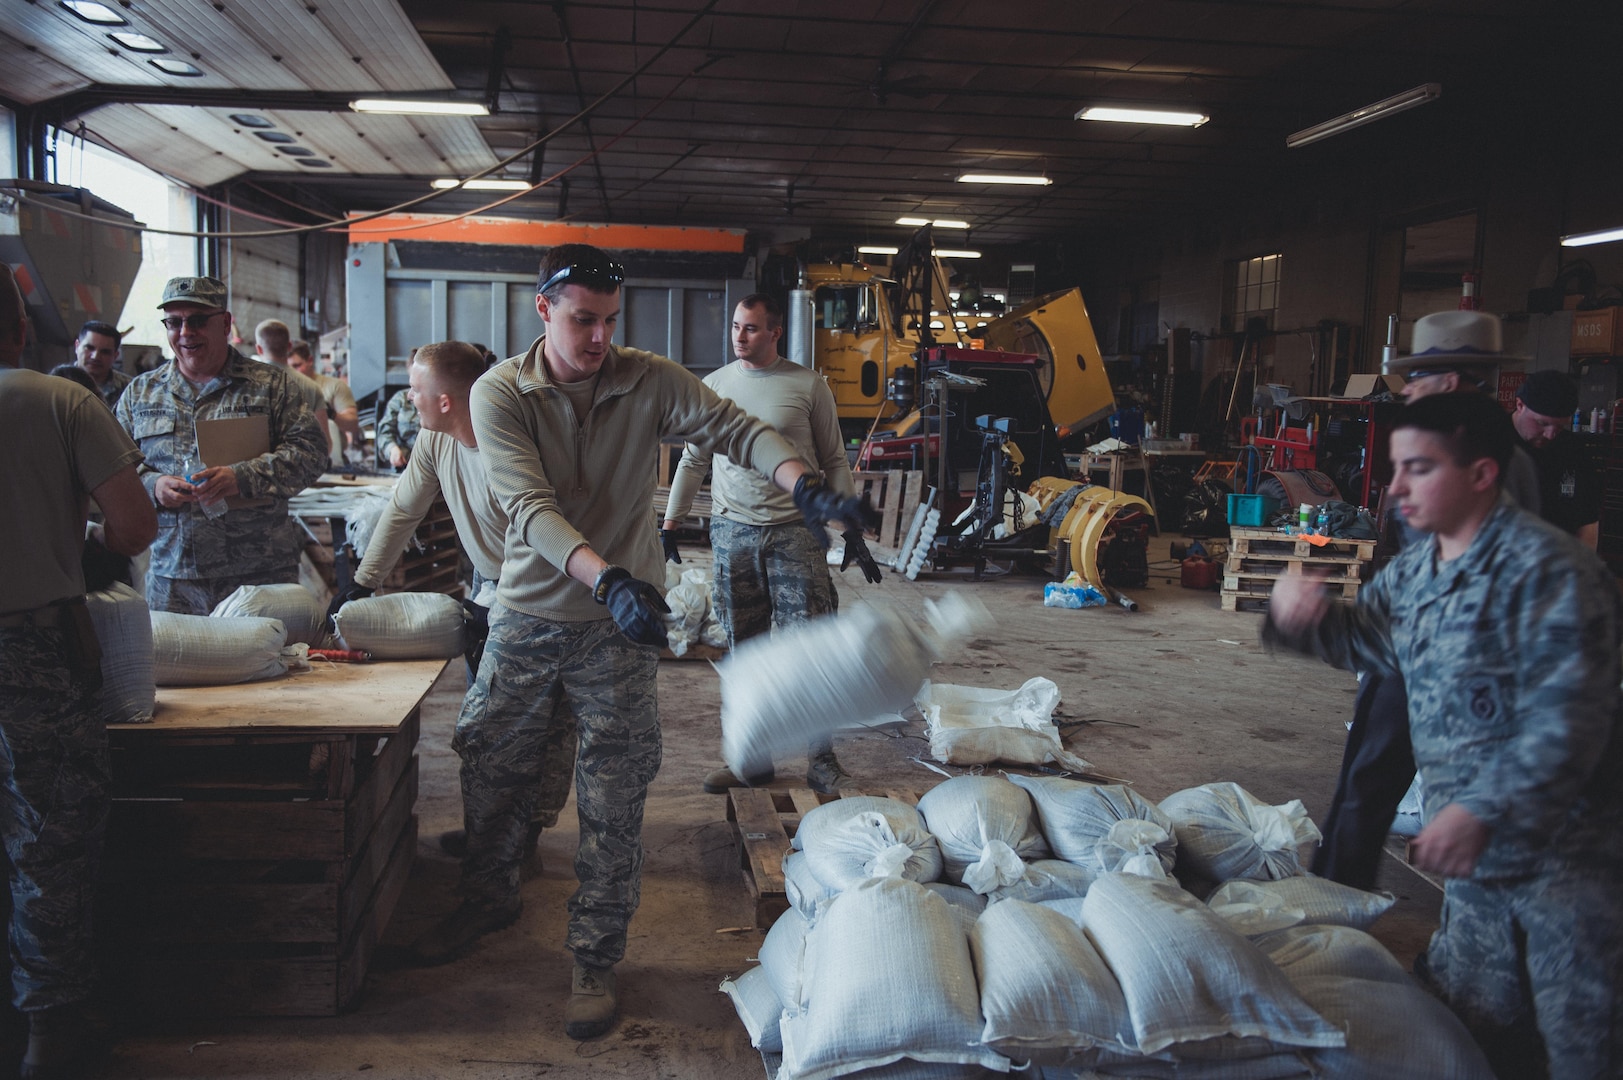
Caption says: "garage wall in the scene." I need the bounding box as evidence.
[223,206,300,351]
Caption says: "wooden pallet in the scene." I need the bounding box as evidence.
[1226,554,1365,577]
[725,786,922,928]
[1228,526,1376,562]
[850,470,926,548]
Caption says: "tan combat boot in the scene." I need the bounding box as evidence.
[564,963,618,1039]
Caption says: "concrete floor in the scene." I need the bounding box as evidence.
[95,536,1442,1080]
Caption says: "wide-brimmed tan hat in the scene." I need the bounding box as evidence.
[1384,310,1526,377]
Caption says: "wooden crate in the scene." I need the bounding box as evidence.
[1227,526,1375,563]
[301,496,465,599]
[97,665,439,1018]
[724,786,921,928]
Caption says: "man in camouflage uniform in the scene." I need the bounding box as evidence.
[321,341,575,860]
[1267,392,1622,1078]
[115,277,328,615]
[0,265,157,1078]
[377,386,420,469]
[661,293,883,793]
[410,245,873,1044]
[72,320,131,409]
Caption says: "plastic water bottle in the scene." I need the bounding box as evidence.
[1296,503,1311,535]
[183,455,228,519]
[1315,506,1329,535]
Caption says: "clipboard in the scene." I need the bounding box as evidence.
[196,415,275,510]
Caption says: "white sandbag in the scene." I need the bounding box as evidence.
[1206,878,1396,935]
[916,677,1092,773]
[211,583,326,646]
[719,964,784,1053]
[150,612,289,686]
[662,566,712,658]
[985,858,1096,905]
[917,775,1050,892]
[783,850,839,921]
[759,907,810,1013]
[795,796,944,890]
[1009,776,1177,878]
[1160,782,1322,883]
[332,591,465,660]
[1291,975,1494,1080]
[971,898,1136,1064]
[1080,873,1345,1056]
[85,582,155,723]
[720,595,987,781]
[1252,925,1410,986]
[778,877,1009,1080]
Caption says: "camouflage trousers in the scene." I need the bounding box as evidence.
[454,606,660,969]
[0,626,111,1011]
[1422,869,1622,1079]
[461,575,576,829]
[147,567,297,616]
[710,517,840,760]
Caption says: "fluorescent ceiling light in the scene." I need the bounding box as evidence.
[59,1,126,25]
[1561,226,1623,248]
[896,217,970,228]
[431,178,531,192]
[857,246,899,256]
[936,249,982,259]
[149,58,202,77]
[109,31,166,52]
[1075,106,1208,127]
[1286,83,1441,149]
[957,173,1051,186]
[351,98,490,117]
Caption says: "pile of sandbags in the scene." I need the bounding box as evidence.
[722,775,1492,1080]
[211,583,326,646]
[661,565,728,656]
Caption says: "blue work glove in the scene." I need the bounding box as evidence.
[793,475,880,550]
[659,527,683,564]
[841,530,884,584]
[594,566,671,648]
[324,582,374,633]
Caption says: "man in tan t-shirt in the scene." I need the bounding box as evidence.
[323,341,575,863]
[0,265,156,1076]
[289,340,363,454]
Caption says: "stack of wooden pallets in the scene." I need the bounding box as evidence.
[1221,526,1376,612]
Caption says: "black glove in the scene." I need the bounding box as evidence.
[792,475,880,550]
[594,566,672,649]
[324,581,374,633]
[659,527,683,564]
[840,530,884,584]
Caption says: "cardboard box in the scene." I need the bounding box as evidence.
[1571,307,1623,357]
[1339,373,1406,398]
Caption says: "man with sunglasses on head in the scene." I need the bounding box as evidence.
[411,244,875,1043]
[115,277,328,615]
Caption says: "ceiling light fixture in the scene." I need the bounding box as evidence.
[1285,83,1441,149]
[1560,226,1623,248]
[351,98,490,117]
[1075,106,1209,127]
[148,58,203,77]
[109,31,166,53]
[856,246,900,256]
[935,249,983,259]
[431,178,532,192]
[59,1,126,25]
[896,217,970,229]
[956,173,1051,186]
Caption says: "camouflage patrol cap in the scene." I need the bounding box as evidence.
[157,276,228,310]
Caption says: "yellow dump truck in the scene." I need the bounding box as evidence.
[801,261,1116,439]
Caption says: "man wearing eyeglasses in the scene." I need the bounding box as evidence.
[412,244,875,1043]
[115,277,328,615]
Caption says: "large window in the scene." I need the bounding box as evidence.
[1225,253,1283,333]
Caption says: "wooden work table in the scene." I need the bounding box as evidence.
[101,659,450,1017]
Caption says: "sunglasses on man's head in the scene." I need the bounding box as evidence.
[537,259,626,296]
[161,312,226,332]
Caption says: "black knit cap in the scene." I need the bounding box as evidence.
[1516,369,1579,418]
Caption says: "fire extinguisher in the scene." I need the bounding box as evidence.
[1459,271,1481,311]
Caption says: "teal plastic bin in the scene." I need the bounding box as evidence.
[1227,493,1281,528]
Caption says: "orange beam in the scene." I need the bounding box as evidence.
[347,212,745,252]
